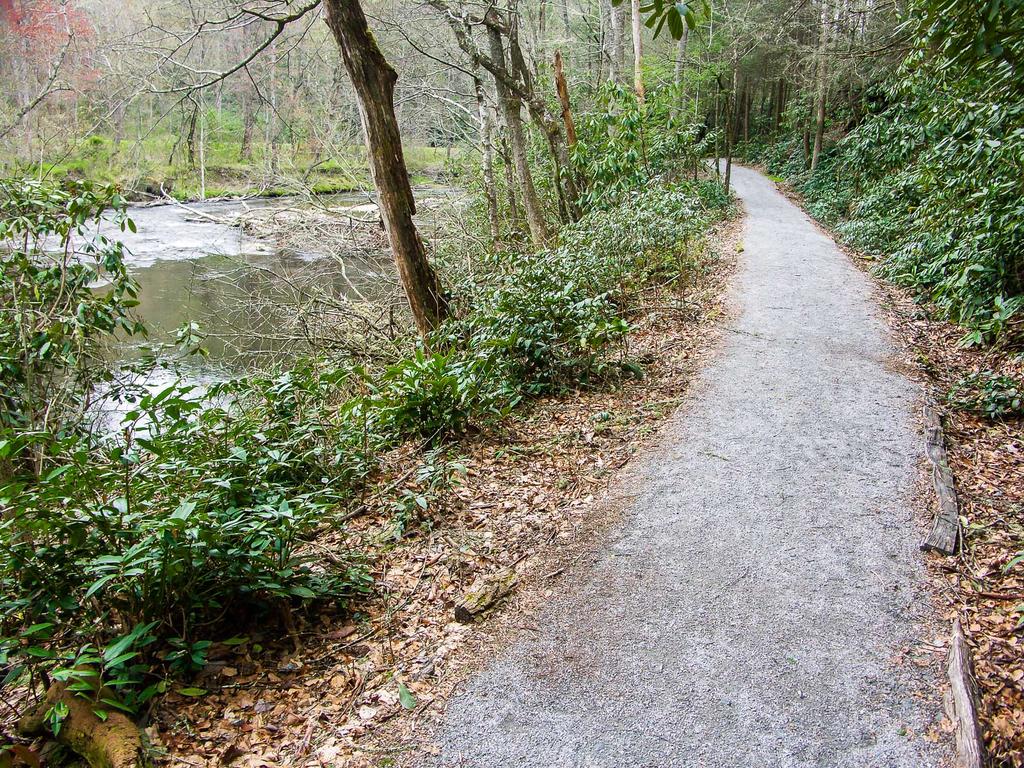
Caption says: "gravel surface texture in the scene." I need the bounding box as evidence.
[424,166,951,767]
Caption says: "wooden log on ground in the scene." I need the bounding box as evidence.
[921,405,960,555]
[18,682,145,768]
[454,567,517,623]
[945,620,986,768]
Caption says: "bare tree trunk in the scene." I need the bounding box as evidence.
[743,82,751,143]
[607,0,624,84]
[322,0,448,336]
[714,80,721,180]
[773,76,785,131]
[630,0,644,104]
[672,26,689,118]
[724,67,736,190]
[499,133,522,228]
[198,99,207,200]
[474,76,501,243]
[112,102,127,150]
[267,39,280,174]
[185,104,198,169]
[811,0,829,171]
[487,25,548,246]
[505,23,581,221]
[240,90,255,161]
[553,50,577,148]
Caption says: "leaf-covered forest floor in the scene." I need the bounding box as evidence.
[775,177,1024,767]
[141,217,742,768]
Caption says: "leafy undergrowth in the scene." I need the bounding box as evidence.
[136,215,739,768]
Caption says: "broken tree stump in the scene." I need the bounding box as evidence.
[18,682,146,768]
[945,620,986,768]
[921,405,960,555]
[454,567,517,623]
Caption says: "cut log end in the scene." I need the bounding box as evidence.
[18,682,146,768]
[454,567,518,623]
[945,620,986,768]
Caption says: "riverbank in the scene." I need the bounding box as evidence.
[1,175,733,768]
[144,198,741,768]
[16,134,455,202]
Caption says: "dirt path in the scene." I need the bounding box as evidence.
[422,166,951,767]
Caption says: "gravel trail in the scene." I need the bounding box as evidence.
[425,166,950,767]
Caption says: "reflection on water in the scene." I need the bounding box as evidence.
[97,190,442,368]
[107,249,389,364]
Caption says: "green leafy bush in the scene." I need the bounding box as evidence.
[572,85,716,209]
[0,179,143,476]
[367,347,503,439]
[947,371,1024,420]
[0,182,374,715]
[441,181,728,402]
[1,369,374,710]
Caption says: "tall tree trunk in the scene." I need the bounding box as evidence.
[607,0,624,84]
[499,134,522,228]
[487,25,548,246]
[240,90,255,161]
[773,76,785,131]
[672,26,689,119]
[811,0,829,171]
[322,0,448,336]
[724,68,736,191]
[198,101,207,200]
[714,79,721,180]
[506,23,582,221]
[185,105,198,169]
[474,76,501,243]
[266,39,281,174]
[630,0,644,104]
[743,84,751,143]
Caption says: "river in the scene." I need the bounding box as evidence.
[91,188,450,426]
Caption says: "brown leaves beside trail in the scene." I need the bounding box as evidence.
[147,222,741,768]
[860,268,1024,768]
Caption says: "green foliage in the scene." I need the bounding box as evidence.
[367,348,503,440]
[618,0,708,40]
[947,370,1024,420]
[1,367,374,712]
[439,180,729,405]
[573,85,716,209]
[0,98,729,721]
[0,179,143,474]
[750,0,1024,346]
[0,181,374,715]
